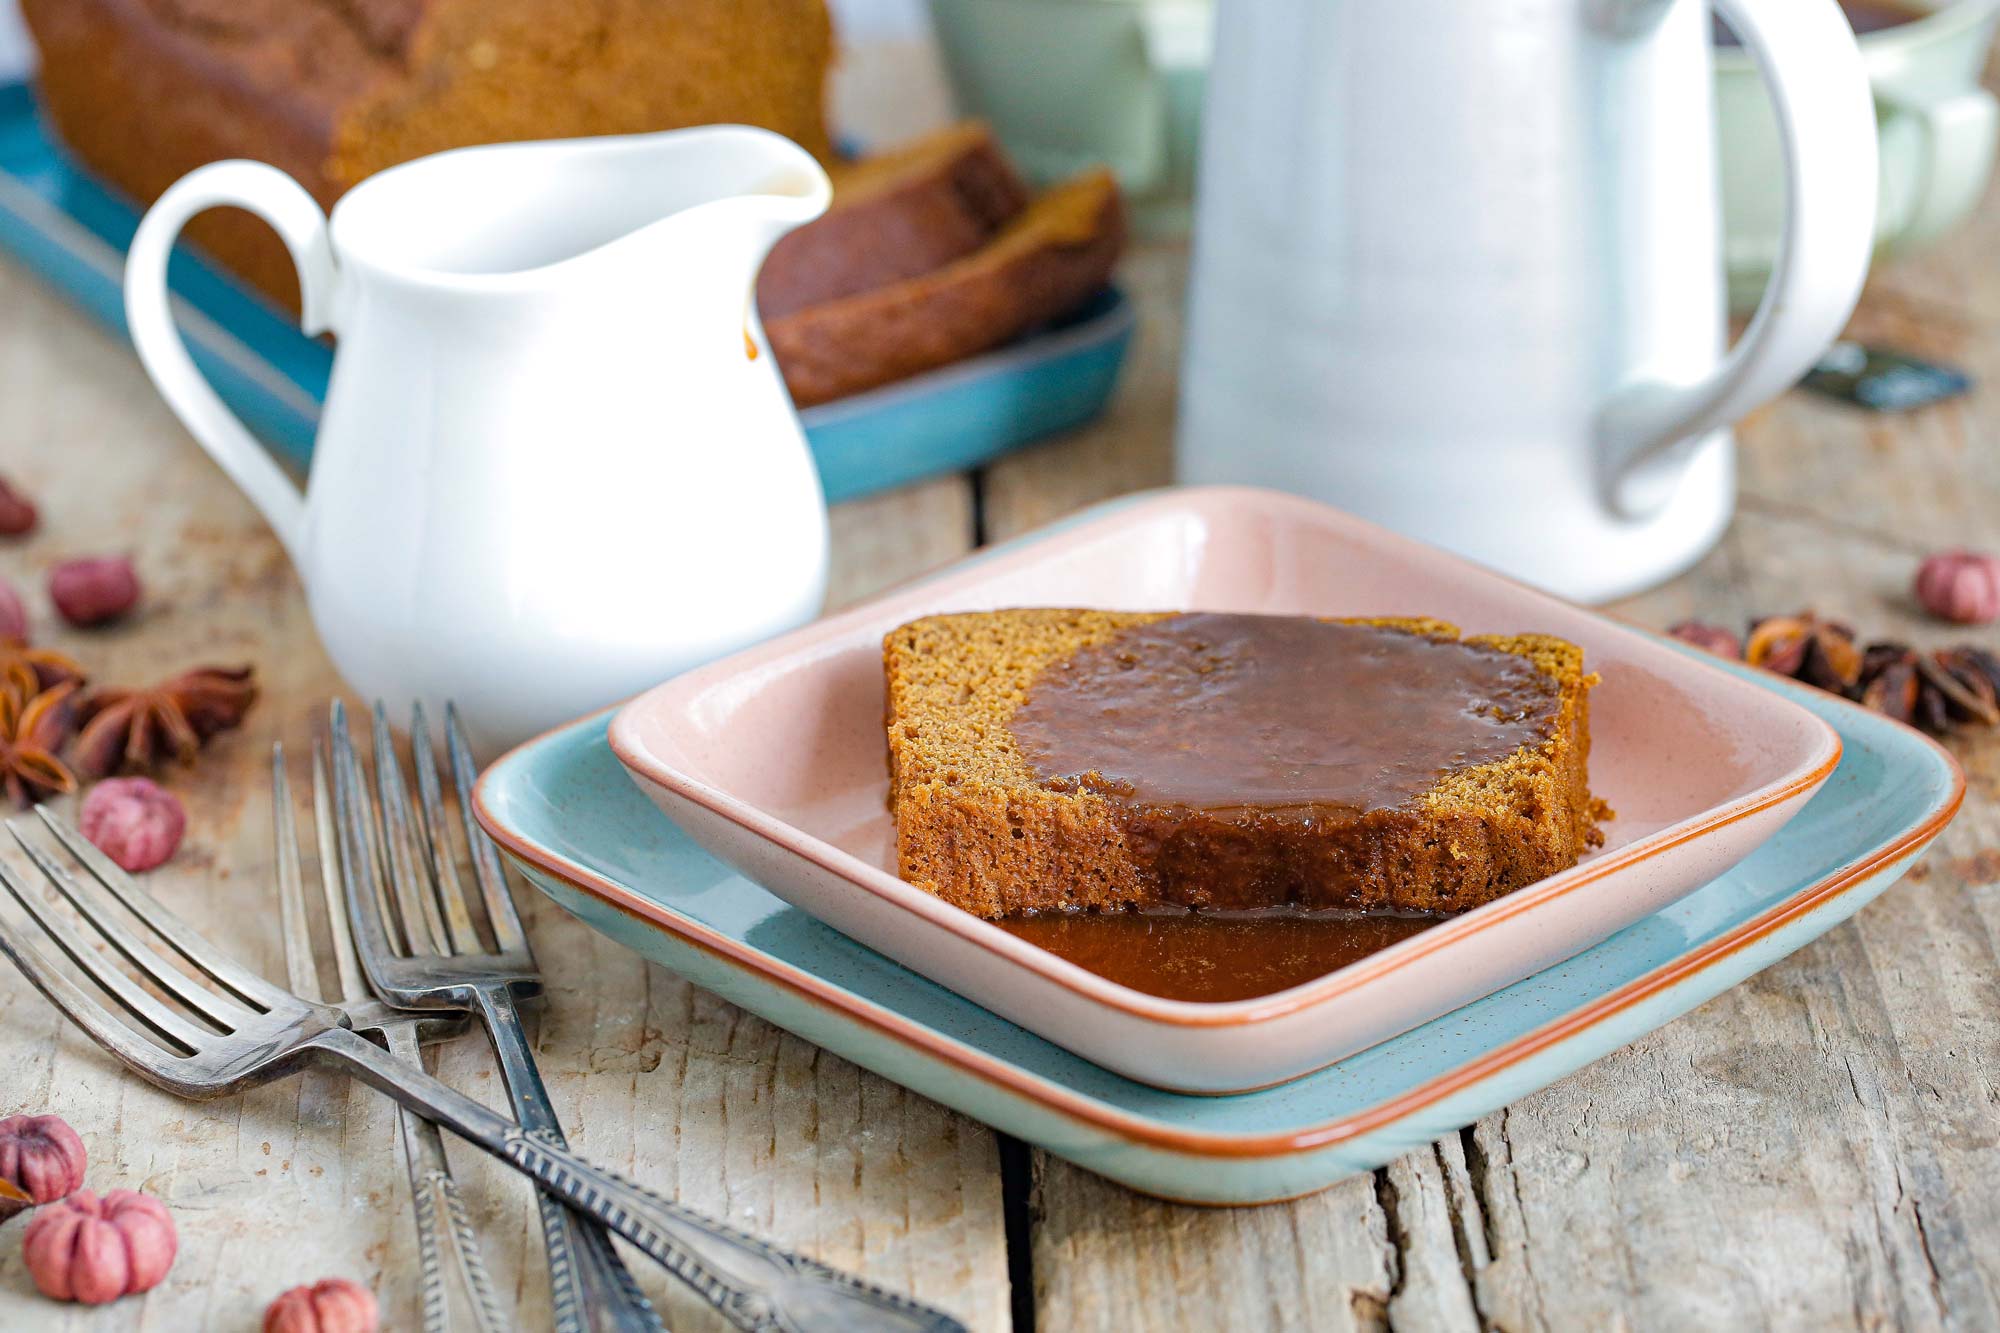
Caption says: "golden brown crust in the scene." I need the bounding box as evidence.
[767,169,1127,407]
[22,0,834,311]
[757,123,1030,319]
[329,0,834,183]
[884,609,1605,919]
[22,0,359,306]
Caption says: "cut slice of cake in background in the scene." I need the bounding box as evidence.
[768,168,1126,406]
[758,121,1030,319]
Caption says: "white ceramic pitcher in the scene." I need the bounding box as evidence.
[125,128,833,751]
[1178,0,1879,602]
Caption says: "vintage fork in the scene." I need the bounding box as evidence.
[332,701,660,1333]
[271,743,508,1333]
[0,809,966,1333]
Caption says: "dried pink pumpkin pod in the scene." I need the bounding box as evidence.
[21,1188,176,1304]
[0,476,37,537]
[0,1113,87,1221]
[1915,549,2000,625]
[1667,619,1743,659]
[0,577,25,644]
[49,556,140,628]
[263,1277,380,1333]
[79,778,186,873]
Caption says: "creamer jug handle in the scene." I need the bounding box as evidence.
[1598,0,1876,519]
[124,161,338,563]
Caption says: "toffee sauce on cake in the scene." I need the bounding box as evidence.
[1010,614,1559,816]
[1000,613,1561,1002]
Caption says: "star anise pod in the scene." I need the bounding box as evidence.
[1853,642,2000,734]
[0,637,84,701]
[1745,612,1864,693]
[0,677,79,806]
[73,665,257,779]
[1857,643,1943,731]
[1924,648,2000,727]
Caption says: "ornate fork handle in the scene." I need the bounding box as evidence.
[531,1186,658,1333]
[404,1155,451,1332]
[321,1028,965,1333]
[430,1168,511,1332]
[470,986,661,1333]
[385,1024,509,1333]
[499,1131,963,1333]
[407,1157,510,1333]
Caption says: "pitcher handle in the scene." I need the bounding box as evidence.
[1597,0,1876,520]
[1876,82,2000,257]
[124,161,339,563]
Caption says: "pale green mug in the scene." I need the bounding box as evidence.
[927,0,1212,232]
[1720,0,2000,309]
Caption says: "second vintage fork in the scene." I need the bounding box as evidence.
[332,700,661,1333]
[272,744,508,1333]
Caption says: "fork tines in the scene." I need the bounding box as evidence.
[0,808,333,1097]
[327,700,534,974]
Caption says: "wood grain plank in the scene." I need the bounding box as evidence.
[0,257,1005,1330]
[1031,1159,1396,1333]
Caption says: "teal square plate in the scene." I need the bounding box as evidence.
[475,666,1961,1205]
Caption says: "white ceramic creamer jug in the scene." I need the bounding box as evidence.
[1178,0,1878,602]
[125,128,832,751]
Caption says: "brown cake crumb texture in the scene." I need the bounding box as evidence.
[757,122,1031,319]
[885,610,1608,919]
[765,169,1126,407]
[23,0,835,309]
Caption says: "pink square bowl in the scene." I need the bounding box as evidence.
[609,487,1840,1093]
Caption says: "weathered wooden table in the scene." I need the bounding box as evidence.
[4,148,2000,1333]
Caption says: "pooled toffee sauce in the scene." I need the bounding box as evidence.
[998,905,1440,1003]
[1000,613,1562,1001]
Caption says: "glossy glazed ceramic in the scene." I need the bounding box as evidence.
[476,665,1960,1204]
[928,0,1211,231]
[606,488,1843,1092]
[122,128,834,754]
[1178,0,1878,601]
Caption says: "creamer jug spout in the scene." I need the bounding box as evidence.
[322,124,832,291]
